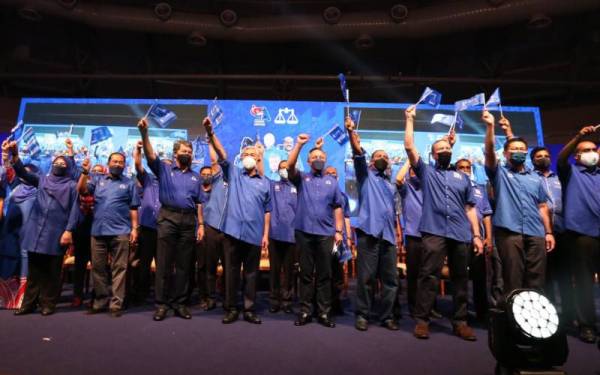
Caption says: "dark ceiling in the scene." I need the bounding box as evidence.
[0,0,599,109]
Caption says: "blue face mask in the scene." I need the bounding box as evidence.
[509,152,527,166]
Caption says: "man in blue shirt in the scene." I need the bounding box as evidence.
[344,119,400,331]
[557,125,600,343]
[267,160,298,314]
[205,120,272,325]
[405,105,483,341]
[78,152,140,317]
[483,111,554,305]
[287,133,344,328]
[138,117,206,321]
[195,165,217,311]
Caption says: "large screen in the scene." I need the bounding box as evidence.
[14,97,543,217]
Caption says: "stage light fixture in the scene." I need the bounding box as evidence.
[390,4,408,23]
[56,0,78,10]
[323,6,342,25]
[528,14,552,29]
[355,34,375,49]
[187,31,207,47]
[17,7,43,22]
[154,2,173,22]
[219,9,238,27]
[488,289,568,375]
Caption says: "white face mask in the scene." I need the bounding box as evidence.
[242,156,257,170]
[278,168,288,180]
[579,151,599,167]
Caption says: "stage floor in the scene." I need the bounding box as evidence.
[0,292,598,375]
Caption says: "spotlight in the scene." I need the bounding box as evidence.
[187,31,207,47]
[488,289,568,374]
[219,9,238,27]
[528,14,552,29]
[390,4,408,23]
[56,0,77,10]
[154,2,172,22]
[17,7,43,22]
[354,34,374,50]
[323,6,342,25]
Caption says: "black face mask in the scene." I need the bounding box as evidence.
[312,160,325,171]
[533,158,551,170]
[201,176,212,186]
[109,166,124,177]
[436,152,452,169]
[52,165,67,177]
[374,158,388,172]
[177,154,192,166]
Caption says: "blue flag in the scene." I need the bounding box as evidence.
[485,88,502,109]
[148,104,177,128]
[7,121,24,142]
[90,126,113,145]
[350,109,361,127]
[455,93,486,112]
[417,87,442,108]
[328,125,349,145]
[431,113,463,130]
[209,99,224,127]
[338,73,349,102]
[22,127,41,158]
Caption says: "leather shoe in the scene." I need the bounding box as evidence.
[110,308,122,318]
[174,306,192,320]
[382,319,399,331]
[317,314,336,328]
[579,327,597,344]
[294,312,312,326]
[41,307,55,316]
[222,310,239,324]
[355,316,369,331]
[153,307,168,321]
[269,305,280,313]
[453,323,477,341]
[87,306,107,315]
[204,300,216,311]
[243,311,262,324]
[14,306,35,316]
[283,305,294,314]
[414,321,429,339]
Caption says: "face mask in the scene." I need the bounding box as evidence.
[312,160,325,171]
[52,165,67,177]
[109,166,124,176]
[579,151,599,167]
[436,152,452,168]
[374,158,388,172]
[242,156,256,170]
[278,168,288,180]
[509,152,527,166]
[201,176,212,186]
[533,158,551,170]
[177,154,191,166]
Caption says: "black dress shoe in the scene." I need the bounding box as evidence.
[41,307,55,316]
[14,306,35,316]
[110,308,123,318]
[243,311,262,324]
[355,316,369,331]
[382,319,399,331]
[294,312,312,326]
[204,300,216,311]
[174,306,192,320]
[86,307,108,315]
[579,327,597,344]
[153,307,168,321]
[283,305,294,314]
[317,314,336,328]
[269,305,280,313]
[222,310,239,324]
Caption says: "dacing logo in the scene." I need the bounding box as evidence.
[250,105,271,127]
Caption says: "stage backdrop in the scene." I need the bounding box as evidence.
[13,97,543,217]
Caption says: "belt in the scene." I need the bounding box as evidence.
[161,205,196,215]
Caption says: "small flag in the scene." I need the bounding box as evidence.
[431,113,455,127]
[455,93,486,112]
[327,125,349,145]
[148,104,177,128]
[7,121,24,142]
[485,88,501,109]
[338,73,349,102]
[209,98,224,127]
[22,127,41,158]
[90,126,113,145]
[339,246,353,263]
[416,87,442,108]
[350,109,361,127]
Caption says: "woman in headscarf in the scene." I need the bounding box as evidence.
[4,140,80,316]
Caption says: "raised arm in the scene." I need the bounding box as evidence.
[345,117,361,155]
[404,105,419,167]
[77,158,91,194]
[483,110,497,170]
[133,140,145,176]
[137,117,157,165]
[557,126,596,170]
[287,133,309,180]
[395,159,411,186]
[203,117,227,162]
[9,142,39,187]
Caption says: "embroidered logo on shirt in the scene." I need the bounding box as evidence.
[305,177,311,182]
[274,185,281,192]
[291,187,297,194]
[191,176,198,181]
[119,184,127,189]
[453,172,462,179]
[325,180,332,185]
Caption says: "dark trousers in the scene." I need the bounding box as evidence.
[331,254,345,313]
[567,231,600,330]
[295,230,333,316]
[545,232,575,322]
[21,252,63,310]
[469,250,488,319]
[223,235,260,312]
[131,225,157,302]
[414,234,469,324]
[155,207,196,308]
[197,225,225,304]
[268,239,295,309]
[405,235,424,315]
[91,235,130,310]
[494,227,546,301]
[355,230,398,322]
[73,215,92,299]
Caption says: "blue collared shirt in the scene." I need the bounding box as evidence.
[88,174,141,236]
[558,164,600,237]
[414,158,476,243]
[148,158,203,210]
[290,171,344,236]
[472,181,493,237]
[137,172,161,230]
[269,178,298,243]
[400,176,423,238]
[203,167,227,231]
[353,153,398,245]
[486,164,548,237]
[535,170,564,233]
[220,161,272,246]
